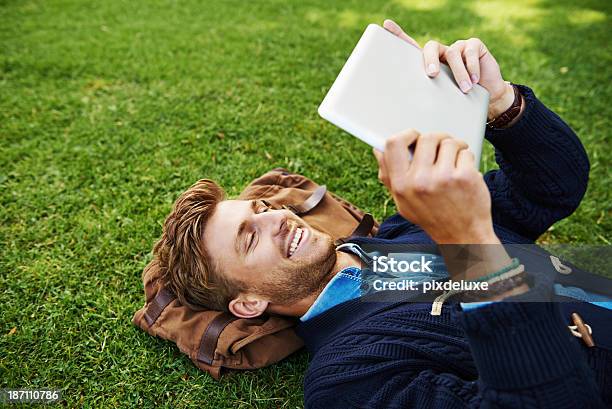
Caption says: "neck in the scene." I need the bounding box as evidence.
[318,249,364,296]
[332,249,363,274]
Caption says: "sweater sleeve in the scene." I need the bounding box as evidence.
[459,301,605,408]
[483,85,589,240]
[303,302,606,409]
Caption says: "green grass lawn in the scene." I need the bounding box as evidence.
[1,0,610,407]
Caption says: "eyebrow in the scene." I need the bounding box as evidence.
[234,200,258,256]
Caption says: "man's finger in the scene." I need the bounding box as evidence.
[373,149,389,187]
[436,138,468,173]
[412,132,450,169]
[457,148,476,169]
[383,129,419,190]
[464,38,484,84]
[445,42,472,93]
[373,148,384,165]
[383,19,420,49]
[422,40,446,77]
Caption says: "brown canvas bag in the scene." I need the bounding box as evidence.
[132,168,379,379]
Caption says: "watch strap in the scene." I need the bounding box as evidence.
[487,84,522,129]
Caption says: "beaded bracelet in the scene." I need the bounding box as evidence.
[460,258,527,302]
[471,258,521,282]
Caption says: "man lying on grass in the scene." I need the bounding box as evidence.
[152,21,611,408]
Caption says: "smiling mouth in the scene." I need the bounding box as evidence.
[287,227,304,257]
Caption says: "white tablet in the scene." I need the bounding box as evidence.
[318,24,489,166]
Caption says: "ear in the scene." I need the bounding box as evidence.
[228,295,269,319]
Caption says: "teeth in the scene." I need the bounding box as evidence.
[288,228,303,256]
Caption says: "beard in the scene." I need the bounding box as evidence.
[248,231,337,305]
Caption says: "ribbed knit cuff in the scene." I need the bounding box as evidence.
[485,84,549,152]
[459,301,583,390]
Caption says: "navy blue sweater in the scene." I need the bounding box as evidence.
[296,86,610,408]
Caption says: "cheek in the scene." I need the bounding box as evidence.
[253,240,284,267]
[311,230,331,249]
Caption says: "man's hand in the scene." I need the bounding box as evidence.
[374,129,499,245]
[383,19,516,120]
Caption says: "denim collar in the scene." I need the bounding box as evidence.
[300,266,363,322]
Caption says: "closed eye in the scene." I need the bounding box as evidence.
[248,232,256,252]
[246,200,270,253]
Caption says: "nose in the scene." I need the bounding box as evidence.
[254,208,291,237]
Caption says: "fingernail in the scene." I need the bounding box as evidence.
[385,20,398,30]
[470,73,479,83]
[460,80,472,93]
[426,63,437,76]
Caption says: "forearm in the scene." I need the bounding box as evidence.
[484,84,590,239]
[486,84,589,207]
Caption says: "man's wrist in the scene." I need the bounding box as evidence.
[438,231,512,282]
[487,82,515,120]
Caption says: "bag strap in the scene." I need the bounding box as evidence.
[335,213,376,245]
[282,185,327,215]
[144,287,176,326]
[350,213,375,237]
[197,312,238,365]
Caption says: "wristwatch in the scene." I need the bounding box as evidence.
[487,84,523,129]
